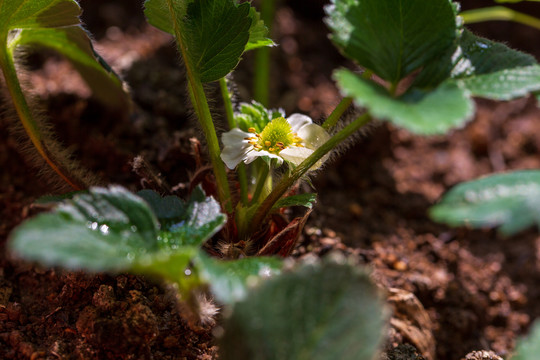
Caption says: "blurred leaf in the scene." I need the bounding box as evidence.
[13,26,128,108]
[335,69,474,134]
[219,260,386,360]
[196,253,282,304]
[272,193,317,211]
[512,321,540,360]
[325,0,458,84]
[137,190,185,225]
[430,170,540,235]
[0,0,80,30]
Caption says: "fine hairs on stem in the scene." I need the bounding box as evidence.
[0,53,101,191]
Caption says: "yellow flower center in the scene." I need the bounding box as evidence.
[245,117,303,154]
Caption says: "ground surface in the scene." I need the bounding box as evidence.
[1,0,540,359]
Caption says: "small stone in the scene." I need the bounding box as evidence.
[92,285,116,312]
[393,260,408,272]
[462,350,503,360]
[348,203,363,217]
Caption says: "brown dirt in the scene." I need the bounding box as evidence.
[1,1,540,359]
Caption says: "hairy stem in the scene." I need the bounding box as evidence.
[220,77,236,129]
[322,97,353,130]
[0,34,84,190]
[219,77,249,205]
[166,0,232,212]
[249,112,371,234]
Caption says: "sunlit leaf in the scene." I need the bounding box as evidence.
[0,0,80,31]
[13,26,128,108]
[335,69,474,134]
[430,170,540,235]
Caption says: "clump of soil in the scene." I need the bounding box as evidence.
[1,1,540,359]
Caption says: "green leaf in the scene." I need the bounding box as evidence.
[196,253,282,304]
[0,0,80,31]
[335,69,474,134]
[272,193,317,211]
[325,0,458,84]
[512,321,540,360]
[9,186,226,274]
[430,170,540,235]
[144,0,253,83]
[245,7,275,52]
[13,26,128,108]
[219,260,386,360]
[135,187,226,247]
[143,0,177,35]
[137,189,185,225]
[184,0,251,82]
[414,30,540,100]
[463,65,540,101]
[9,186,160,271]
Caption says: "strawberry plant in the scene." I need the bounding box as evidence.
[3,0,540,358]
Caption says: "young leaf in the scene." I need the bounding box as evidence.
[272,193,317,211]
[219,260,386,360]
[335,69,474,134]
[512,321,540,360]
[430,170,540,235]
[144,0,253,83]
[196,253,282,304]
[325,0,458,84]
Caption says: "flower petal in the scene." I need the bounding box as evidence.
[287,114,313,133]
[222,128,252,147]
[245,150,283,166]
[279,147,314,166]
[221,128,254,169]
[297,124,331,149]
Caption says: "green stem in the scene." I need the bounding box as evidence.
[238,163,249,205]
[254,0,276,106]
[321,97,353,130]
[187,81,233,213]
[219,77,249,205]
[219,77,236,129]
[461,6,540,31]
[0,34,83,190]
[249,162,270,206]
[321,70,372,131]
[249,112,372,234]
[166,0,232,213]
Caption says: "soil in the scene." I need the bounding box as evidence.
[1,0,540,359]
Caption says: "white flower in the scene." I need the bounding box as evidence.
[220,114,330,169]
